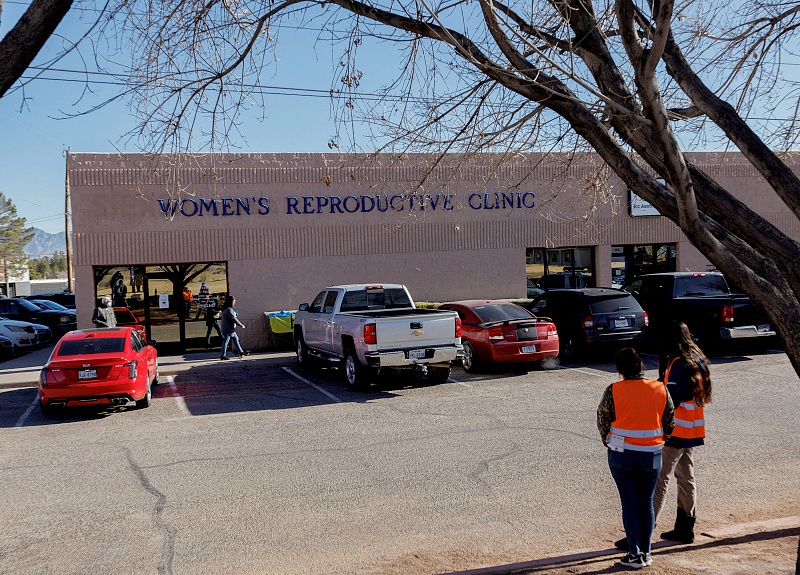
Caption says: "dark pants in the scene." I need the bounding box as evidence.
[206,321,222,345]
[608,449,662,557]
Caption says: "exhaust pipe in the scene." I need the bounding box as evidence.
[49,401,67,409]
[110,397,128,406]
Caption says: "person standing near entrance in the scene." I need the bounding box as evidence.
[220,295,249,360]
[653,321,712,544]
[92,297,117,328]
[205,303,222,347]
[598,347,674,569]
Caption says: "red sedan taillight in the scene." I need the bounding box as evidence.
[547,323,558,338]
[488,327,505,342]
[721,305,734,323]
[364,324,377,345]
[123,360,138,379]
[455,317,462,338]
[40,367,52,386]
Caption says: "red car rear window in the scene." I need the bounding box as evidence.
[58,338,126,356]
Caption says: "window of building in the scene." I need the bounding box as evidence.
[611,244,676,287]
[525,247,595,295]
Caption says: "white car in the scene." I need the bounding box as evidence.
[0,317,39,352]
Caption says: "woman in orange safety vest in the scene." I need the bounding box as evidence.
[652,321,711,545]
[598,347,675,569]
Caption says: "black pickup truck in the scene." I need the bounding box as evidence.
[624,272,776,350]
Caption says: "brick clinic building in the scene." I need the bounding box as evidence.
[68,152,799,350]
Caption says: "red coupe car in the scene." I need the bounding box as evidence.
[38,327,158,416]
[439,300,559,372]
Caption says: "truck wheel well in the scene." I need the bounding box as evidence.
[341,335,355,351]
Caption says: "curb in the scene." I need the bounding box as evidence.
[436,516,800,575]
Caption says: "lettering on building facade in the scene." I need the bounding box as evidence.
[157,192,536,218]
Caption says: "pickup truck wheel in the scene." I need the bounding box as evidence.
[461,341,479,373]
[343,349,370,390]
[427,365,452,384]
[296,334,311,367]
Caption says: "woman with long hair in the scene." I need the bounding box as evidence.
[653,321,712,544]
[219,295,249,360]
[598,347,675,568]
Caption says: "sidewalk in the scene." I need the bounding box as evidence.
[439,517,800,575]
[0,345,297,390]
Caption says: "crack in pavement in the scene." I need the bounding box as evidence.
[125,448,177,575]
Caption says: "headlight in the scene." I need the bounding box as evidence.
[60,316,68,323]
[6,326,26,332]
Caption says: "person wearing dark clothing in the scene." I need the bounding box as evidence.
[598,347,675,569]
[113,279,128,307]
[220,295,249,360]
[653,321,712,544]
[205,305,222,347]
[92,297,117,327]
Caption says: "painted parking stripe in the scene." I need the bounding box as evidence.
[14,394,39,428]
[282,367,342,403]
[564,367,608,378]
[166,376,191,417]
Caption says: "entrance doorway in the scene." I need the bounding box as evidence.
[93,263,229,353]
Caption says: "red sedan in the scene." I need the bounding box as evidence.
[439,300,559,372]
[38,327,158,416]
[113,307,147,340]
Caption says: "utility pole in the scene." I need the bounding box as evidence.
[64,150,73,293]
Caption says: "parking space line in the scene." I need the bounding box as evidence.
[563,367,608,378]
[282,367,343,403]
[14,394,39,428]
[166,376,191,417]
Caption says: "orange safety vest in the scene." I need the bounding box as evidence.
[608,379,668,452]
[664,357,706,441]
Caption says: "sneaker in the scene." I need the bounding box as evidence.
[220,356,230,361]
[643,553,652,566]
[618,553,646,569]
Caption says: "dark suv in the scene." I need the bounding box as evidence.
[23,292,75,309]
[0,298,77,336]
[527,288,648,360]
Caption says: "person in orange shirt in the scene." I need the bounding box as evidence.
[182,286,193,317]
[598,348,675,569]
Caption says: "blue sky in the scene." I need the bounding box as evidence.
[2,2,798,235]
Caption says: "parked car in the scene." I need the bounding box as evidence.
[0,317,40,353]
[0,297,77,336]
[623,272,775,351]
[294,284,462,389]
[439,300,558,372]
[113,307,147,340]
[526,278,544,298]
[28,322,53,345]
[0,334,15,360]
[38,327,159,416]
[28,299,71,312]
[23,292,75,309]
[527,288,648,360]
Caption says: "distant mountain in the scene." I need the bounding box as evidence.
[25,228,66,258]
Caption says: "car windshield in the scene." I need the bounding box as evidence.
[15,299,42,312]
[588,294,640,313]
[32,300,68,311]
[58,338,126,356]
[340,288,412,311]
[472,303,532,322]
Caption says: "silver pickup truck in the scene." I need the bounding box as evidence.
[293,284,463,389]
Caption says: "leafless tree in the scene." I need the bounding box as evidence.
[3,0,800,375]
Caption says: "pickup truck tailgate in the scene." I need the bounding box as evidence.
[373,312,457,350]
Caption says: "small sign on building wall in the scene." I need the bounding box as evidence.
[629,189,662,217]
[159,294,170,309]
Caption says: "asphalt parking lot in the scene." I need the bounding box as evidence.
[0,346,798,575]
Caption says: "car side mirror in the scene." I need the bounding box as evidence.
[147,340,157,347]
[298,303,309,311]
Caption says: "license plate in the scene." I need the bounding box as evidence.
[614,319,629,328]
[757,324,771,332]
[78,369,97,380]
[521,345,537,353]
[409,349,426,360]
